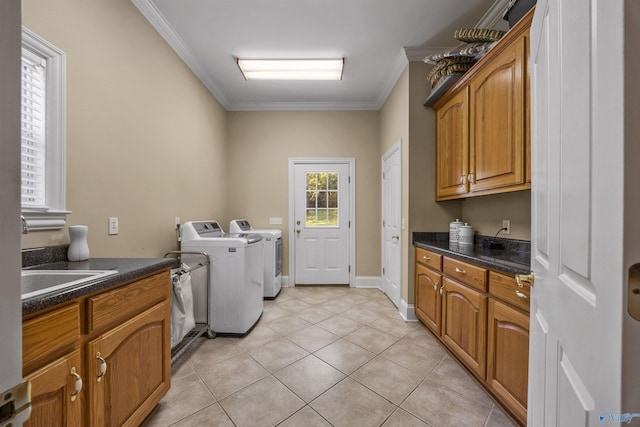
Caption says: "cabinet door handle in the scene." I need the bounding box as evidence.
[515,290,528,299]
[96,352,107,383]
[439,285,444,296]
[455,267,467,274]
[433,280,440,291]
[468,173,475,184]
[70,367,83,402]
[460,175,466,184]
[423,255,431,261]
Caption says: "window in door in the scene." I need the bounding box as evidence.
[305,172,339,227]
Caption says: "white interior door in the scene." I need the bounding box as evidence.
[381,142,401,307]
[528,1,639,425]
[0,1,28,423]
[293,162,351,285]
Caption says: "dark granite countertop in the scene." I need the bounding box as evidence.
[413,232,531,276]
[22,257,176,316]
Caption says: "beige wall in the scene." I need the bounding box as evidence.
[461,190,531,240]
[379,66,410,299]
[21,0,228,257]
[406,62,462,304]
[380,67,409,155]
[19,0,531,294]
[226,111,380,277]
[379,62,463,305]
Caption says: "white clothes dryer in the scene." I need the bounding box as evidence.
[181,220,264,334]
[230,219,282,299]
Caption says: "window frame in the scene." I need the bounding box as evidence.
[21,27,68,230]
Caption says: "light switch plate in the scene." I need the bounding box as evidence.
[108,217,118,235]
[269,217,282,225]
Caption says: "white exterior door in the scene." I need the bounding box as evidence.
[292,161,351,285]
[1,2,29,424]
[528,1,640,425]
[381,142,401,307]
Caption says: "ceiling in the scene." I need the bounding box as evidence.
[132,0,508,111]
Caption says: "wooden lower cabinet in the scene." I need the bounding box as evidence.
[24,349,83,427]
[441,278,487,378]
[487,298,529,425]
[414,248,530,425]
[87,301,171,427]
[415,262,442,335]
[22,270,171,427]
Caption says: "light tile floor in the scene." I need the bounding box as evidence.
[144,286,517,427]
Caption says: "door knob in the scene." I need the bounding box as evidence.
[392,235,399,240]
[296,220,301,225]
[296,229,300,234]
[515,272,535,288]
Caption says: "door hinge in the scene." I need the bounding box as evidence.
[382,219,386,227]
[382,267,385,275]
[0,381,31,426]
[348,220,351,228]
[382,172,386,179]
[348,176,351,184]
[349,265,351,273]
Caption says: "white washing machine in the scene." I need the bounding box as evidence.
[230,219,283,299]
[181,220,264,334]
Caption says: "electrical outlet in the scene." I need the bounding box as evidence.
[502,219,511,235]
[269,217,282,225]
[108,217,119,235]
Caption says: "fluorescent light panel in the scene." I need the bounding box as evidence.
[237,59,344,81]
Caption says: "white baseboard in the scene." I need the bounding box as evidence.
[399,298,419,322]
[281,275,382,289]
[353,276,382,289]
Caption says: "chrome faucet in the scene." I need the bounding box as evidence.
[21,215,29,234]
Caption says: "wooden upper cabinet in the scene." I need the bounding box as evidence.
[433,9,532,201]
[469,32,526,194]
[436,87,469,199]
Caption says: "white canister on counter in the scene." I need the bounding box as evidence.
[449,219,465,242]
[459,223,474,246]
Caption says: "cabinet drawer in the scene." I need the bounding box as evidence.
[415,247,442,271]
[443,257,487,291]
[88,271,170,333]
[489,272,530,312]
[23,303,80,374]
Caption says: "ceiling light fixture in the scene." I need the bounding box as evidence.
[236,58,344,81]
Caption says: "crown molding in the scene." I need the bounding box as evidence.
[131,0,230,109]
[475,0,511,28]
[132,0,511,111]
[374,48,409,109]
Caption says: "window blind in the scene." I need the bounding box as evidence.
[21,50,46,208]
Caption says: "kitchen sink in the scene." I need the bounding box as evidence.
[21,269,118,300]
